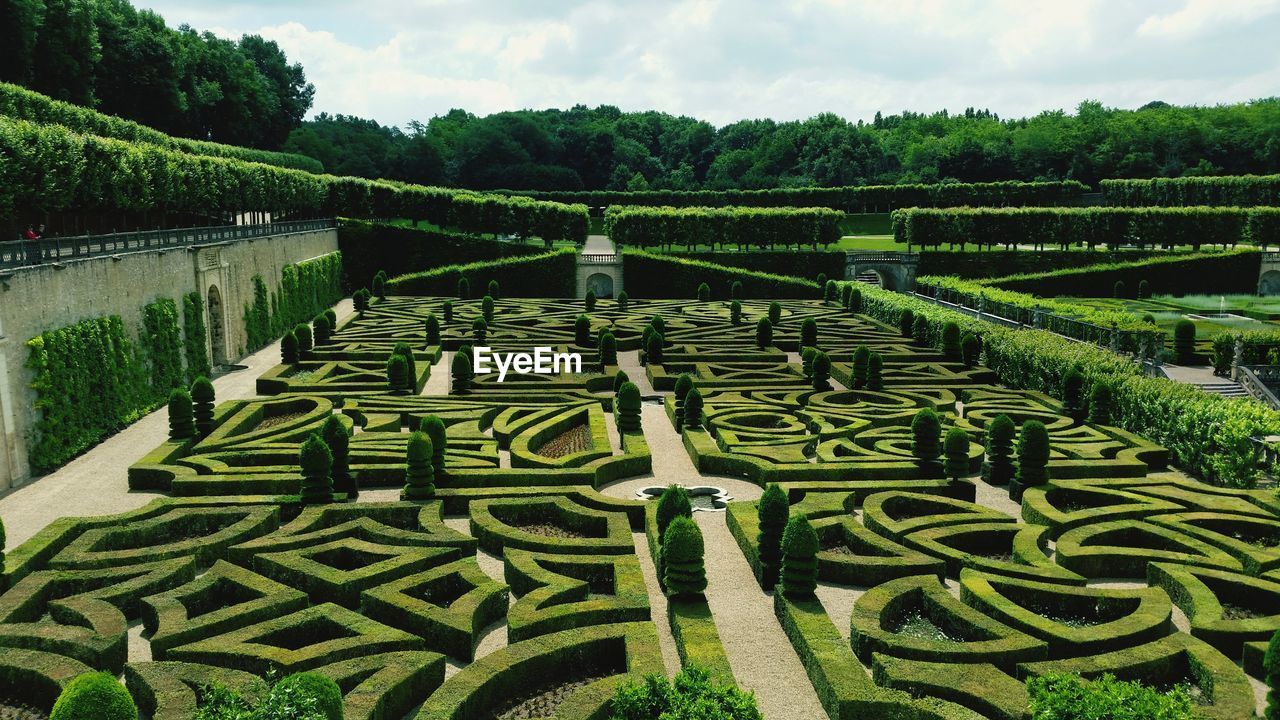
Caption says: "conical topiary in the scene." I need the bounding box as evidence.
[662,516,707,599]
[617,291,628,311]
[801,346,816,378]
[353,288,370,312]
[756,317,773,348]
[841,283,853,308]
[730,300,742,325]
[393,342,417,385]
[849,287,863,313]
[1263,628,1280,719]
[981,414,1016,486]
[420,415,448,476]
[1062,367,1085,422]
[614,370,630,394]
[912,314,929,347]
[656,484,692,539]
[471,317,487,343]
[961,332,981,367]
[575,314,592,347]
[1088,382,1113,425]
[281,330,299,364]
[812,351,831,391]
[683,388,704,429]
[457,276,470,300]
[801,318,818,347]
[168,389,194,440]
[299,433,334,505]
[482,295,495,324]
[312,314,331,346]
[403,430,435,499]
[321,415,355,500]
[372,270,387,299]
[757,483,789,589]
[697,282,711,301]
[1011,420,1050,500]
[599,331,617,366]
[425,314,440,345]
[780,516,818,598]
[488,279,500,299]
[443,300,453,324]
[944,428,970,482]
[899,309,914,338]
[731,280,743,300]
[190,376,215,438]
[50,672,138,720]
[617,381,642,432]
[294,323,313,355]
[852,346,870,389]
[824,279,837,302]
[941,322,961,361]
[768,302,781,326]
[387,354,410,394]
[911,407,942,473]
[867,352,884,390]
[451,352,472,394]
[673,373,694,430]
[645,331,664,365]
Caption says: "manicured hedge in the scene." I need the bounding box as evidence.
[496,180,1088,213]
[622,250,820,299]
[243,252,345,354]
[337,220,547,290]
[980,249,1261,297]
[892,206,1272,250]
[917,249,1173,278]
[387,249,577,297]
[605,205,844,250]
[1102,174,1280,207]
[666,250,847,282]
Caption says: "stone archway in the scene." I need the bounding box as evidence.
[844,252,919,293]
[1260,270,1280,296]
[586,272,614,298]
[207,285,227,366]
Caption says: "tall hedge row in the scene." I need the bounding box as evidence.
[337,220,548,290]
[242,252,345,353]
[1102,174,1280,207]
[622,250,819,299]
[388,249,578,297]
[853,283,1280,487]
[496,180,1089,212]
[663,251,847,281]
[0,82,324,173]
[605,206,843,250]
[0,116,588,242]
[983,249,1261,297]
[891,206,1280,250]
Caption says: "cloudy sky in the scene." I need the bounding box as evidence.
[141,0,1280,128]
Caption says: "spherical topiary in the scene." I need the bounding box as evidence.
[780,516,818,598]
[353,288,370,312]
[443,300,454,324]
[944,428,970,481]
[911,407,942,471]
[730,300,742,326]
[1174,319,1196,364]
[849,287,863,313]
[662,516,707,599]
[281,330,299,364]
[294,323,313,354]
[1088,382,1113,425]
[482,295,495,324]
[697,282,711,301]
[941,322,961,361]
[487,279,500,299]
[599,331,618,366]
[321,415,354,500]
[656,484,692,539]
[50,672,138,720]
[299,433,334,505]
[1113,280,1127,299]
[575,314,592,347]
[419,415,448,476]
[867,352,884,390]
[824,279,837,302]
[616,381,642,432]
[312,314,331,346]
[190,376,215,438]
[450,352,472,394]
[755,317,773,349]
[731,280,743,300]
[585,290,597,312]
[277,672,343,720]
[899,309,914,338]
[801,318,818,348]
[1013,420,1051,498]
[387,354,410,394]
[1138,279,1151,299]
[403,430,435,499]
[393,342,417,383]
[1062,367,1085,422]
[912,314,929,346]
[683,388,704,429]
[617,291,629,311]
[168,389,194,440]
[757,483,789,589]
[981,414,1016,486]
[852,346,870,389]
[645,331,665,365]
[961,332,981,367]
[457,275,470,300]
[425,314,441,345]
[768,301,781,326]
[614,370,631,394]
[372,270,387,300]
[812,352,831,392]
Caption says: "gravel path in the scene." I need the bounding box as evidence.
[631,531,682,677]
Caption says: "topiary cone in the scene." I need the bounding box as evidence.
[403,431,435,499]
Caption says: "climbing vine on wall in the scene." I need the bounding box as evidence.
[183,292,211,382]
[141,298,184,393]
[244,251,344,353]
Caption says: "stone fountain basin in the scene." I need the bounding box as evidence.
[636,485,731,511]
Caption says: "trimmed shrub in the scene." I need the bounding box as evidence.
[781,516,819,598]
[852,346,870,389]
[168,389,194,440]
[281,331,299,364]
[294,323,313,355]
[420,415,448,476]
[488,279,500,299]
[450,352,472,393]
[867,352,884,390]
[353,288,370,312]
[404,431,436,499]
[274,673,343,720]
[183,291,211,383]
[730,300,742,326]
[1062,367,1085,422]
[841,283,853,308]
[656,485,693,539]
[849,287,863,312]
[899,308,914,337]
[614,370,631,393]
[1027,672,1193,720]
[674,373,695,428]
[650,315,666,335]
[471,318,487,343]
[585,289,597,312]
[757,483,789,589]
[372,270,387,299]
[801,346,816,378]
[697,282,711,301]
[817,273,828,288]
[910,407,942,471]
[1014,420,1051,496]
[812,352,831,392]
[961,332,981,367]
[646,331,665,365]
[599,331,618,365]
[768,301,782,326]
[824,279,838,302]
[911,314,929,346]
[443,300,454,324]
[1089,381,1113,425]
[1138,279,1151,298]
[457,276,470,300]
[1265,628,1280,719]
[617,382,642,432]
[731,280,744,299]
[756,318,773,348]
[299,434,333,505]
[392,342,417,382]
[663,516,707,599]
[1174,320,1197,364]
[617,290,629,311]
[612,667,761,720]
[941,322,961,361]
[684,388,705,429]
[387,354,410,394]
[981,414,1016,485]
[190,377,215,438]
[1114,280,1127,298]
[321,415,355,500]
[50,672,137,720]
[575,314,592,347]
[801,318,818,348]
[944,428,970,481]
[425,314,441,345]
[482,295,495,324]
[312,314,330,346]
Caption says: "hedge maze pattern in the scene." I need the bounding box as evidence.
[3,296,1278,719]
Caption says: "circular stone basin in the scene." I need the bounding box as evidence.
[636,485,731,511]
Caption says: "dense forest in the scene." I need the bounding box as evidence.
[4,0,1280,193]
[0,0,314,149]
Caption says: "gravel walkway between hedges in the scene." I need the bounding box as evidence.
[0,299,354,546]
[630,531,681,678]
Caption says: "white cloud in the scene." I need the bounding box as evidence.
[1137,0,1280,37]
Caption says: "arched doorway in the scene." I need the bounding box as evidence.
[1260,271,1280,296]
[587,272,614,298]
[207,285,227,366]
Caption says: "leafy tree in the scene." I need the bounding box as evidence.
[756,317,773,348]
[299,433,333,505]
[911,407,942,472]
[757,483,789,589]
[662,516,707,598]
[981,414,1016,485]
[780,516,818,598]
[944,428,970,481]
[403,430,435,499]
[168,389,194,440]
[1027,672,1194,720]
[190,376,215,438]
[320,415,354,500]
[272,674,342,720]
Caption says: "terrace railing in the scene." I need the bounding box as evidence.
[579,253,619,264]
[1238,365,1280,410]
[0,219,336,271]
